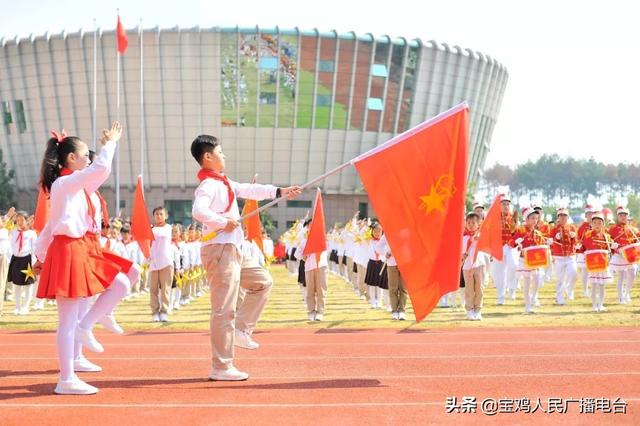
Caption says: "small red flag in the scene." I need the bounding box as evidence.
[353,104,469,322]
[131,175,154,258]
[116,15,128,54]
[303,189,327,257]
[242,199,265,256]
[475,194,504,262]
[33,188,49,233]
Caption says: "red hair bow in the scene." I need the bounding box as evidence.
[51,129,68,144]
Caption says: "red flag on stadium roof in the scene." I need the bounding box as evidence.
[352,104,469,322]
[116,15,128,54]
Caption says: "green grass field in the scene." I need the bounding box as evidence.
[1,264,638,331]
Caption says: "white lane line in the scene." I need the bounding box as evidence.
[2,339,640,347]
[2,353,639,360]
[7,372,640,381]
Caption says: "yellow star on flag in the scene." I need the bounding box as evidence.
[418,174,455,215]
[22,263,36,281]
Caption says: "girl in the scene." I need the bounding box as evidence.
[510,208,548,314]
[34,123,133,395]
[8,211,37,315]
[579,212,615,312]
[365,222,389,310]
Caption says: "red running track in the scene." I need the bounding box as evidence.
[0,327,638,425]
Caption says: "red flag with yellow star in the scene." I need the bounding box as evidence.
[352,104,469,322]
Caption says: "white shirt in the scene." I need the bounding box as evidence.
[377,234,397,266]
[0,228,10,257]
[35,140,117,262]
[149,224,173,271]
[192,177,277,248]
[295,236,328,271]
[262,238,274,258]
[10,229,37,259]
[462,235,489,270]
[240,239,265,268]
[125,241,145,264]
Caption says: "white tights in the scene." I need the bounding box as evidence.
[56,272,130,381]
[591,283,605,309]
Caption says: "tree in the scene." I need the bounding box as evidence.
[0,147,15,209]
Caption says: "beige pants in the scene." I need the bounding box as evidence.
[306,266,328,314]
[386,265,408,312]
[346,256,356,284]
[356,263,368,297]
[463,266,484,311]
[236,266,273,334]
[149,265,173,314]
[0,254,8,315]
[139,267,149,292]
[202,243,242,370]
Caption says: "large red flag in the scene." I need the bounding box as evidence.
[33,188,49,233]
[116,15,128,54]
[303,189,327,256]
[353,104,469,322]
[242,199,265,255]
[131,175,154,258]
[475,194,504,261]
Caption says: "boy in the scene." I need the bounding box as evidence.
[461,213,489,320]
[149,207,173,322]
[191,134,300,381]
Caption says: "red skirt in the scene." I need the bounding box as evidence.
[37,233,133,300]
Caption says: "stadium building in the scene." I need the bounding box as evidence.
[0,26,508,234]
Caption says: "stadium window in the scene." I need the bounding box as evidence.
[367,98,383,111]
[371,64,388,77]
[14,100,26,133]
[260,92,277,104]
[319,60,335,72]
[316,94,332,107]
[286,200,312,208]
[286,221,297,229]
[165,200,194,225]
[119,200,126,210]
[1,101,12,134]
[358,202,368,219]
[259,56,278,70]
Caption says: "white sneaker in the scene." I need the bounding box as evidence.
[525,307,535,314]
[398,312,407,321]
[196,291,204,297]
[475,310,483,321]
[13,308,20,315]
[599,305,607,312]
[234,330,259,350]
[74,357,102,372]
[75,326,104,353]
[97,315,124,335]
[391,311,399,320]
[173,302,181,311]
[208,366,249,381]
[308,312,316,321]
[359,295,366,301]
[19,307,29,315]
[54,376,99,395]
[534,299,541,307]
[314,313,324,321]
[152,313,160,322]
[159,313,169,322]
[466,310,474,320]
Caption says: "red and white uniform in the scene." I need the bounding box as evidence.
[35,140,130,299]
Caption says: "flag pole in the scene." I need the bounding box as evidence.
[139,18,144,179]
[92,18,97,150]
[115,10,121,216]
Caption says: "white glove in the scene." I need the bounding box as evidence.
[515,237,524,245]
[575,243,582,250]
[546,238,554,245]
[555,233,562,240]
[611,242,619,250]
[569,231,576,239]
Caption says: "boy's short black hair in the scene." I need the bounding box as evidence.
[153,206,167,215]
[466,212,480,221]
[191,134,219,165]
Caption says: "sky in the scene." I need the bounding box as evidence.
[2,0,639,168]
